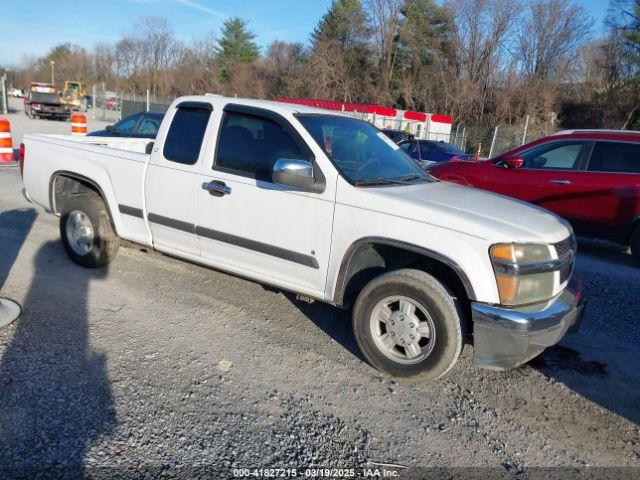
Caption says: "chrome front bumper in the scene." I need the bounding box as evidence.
[471,277,586,370]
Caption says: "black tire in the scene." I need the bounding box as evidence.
[353,268,465,380]
[60,194,119,268]
[631,226,640,266]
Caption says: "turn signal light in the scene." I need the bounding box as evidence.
[495,274,519,305]
[491,244,516,263]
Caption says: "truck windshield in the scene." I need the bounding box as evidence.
[30,92,60,104]
[296,114,430,186]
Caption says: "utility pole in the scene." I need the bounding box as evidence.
[455,122,464,148]
[92,84,96,120]
[1,74,7,115]
[489,124,501,158]
[50,60,55,86]
[521,115,530,145]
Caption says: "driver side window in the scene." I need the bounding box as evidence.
[521,142,586,170]
[215,111,308,182]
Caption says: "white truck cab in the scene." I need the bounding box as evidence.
[21,95,586,379]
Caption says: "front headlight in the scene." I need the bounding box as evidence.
[490,243,557,306]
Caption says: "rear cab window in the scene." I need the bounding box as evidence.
[163,103,212,165]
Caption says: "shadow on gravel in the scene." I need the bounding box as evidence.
[531,343,640,426]
[530,243,640,425]
[0,208,37,292]
[577,237,636,268]
[0,240,116,475]
[281,292,365,362]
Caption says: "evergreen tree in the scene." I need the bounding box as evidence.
[312,0,368,52]
[215,17,260,81]
[398,0,453,71]
[308,0,370,102]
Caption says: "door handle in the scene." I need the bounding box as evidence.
[549,179,571,185]
[202,180,231,197]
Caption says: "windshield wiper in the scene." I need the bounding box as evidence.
[397,173,427,183]
[354,178,409,187]
[355,174,428,187]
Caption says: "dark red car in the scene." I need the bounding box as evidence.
[429,130,640,263]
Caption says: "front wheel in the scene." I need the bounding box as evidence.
[353,269,465,380]
[60,194,119,268]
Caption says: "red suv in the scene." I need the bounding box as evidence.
[429,130,640,263]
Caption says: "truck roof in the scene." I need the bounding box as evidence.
[180,94,352,118]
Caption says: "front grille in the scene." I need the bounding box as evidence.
[559,261,572,283]
[554,236,575,283]
[554,237,573,257]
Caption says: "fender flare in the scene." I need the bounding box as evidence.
[49,170,120,234]
[332,236,476,305]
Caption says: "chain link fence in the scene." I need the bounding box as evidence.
[89,86,172,123]
[450,116,551,158]
[120,91,172,118]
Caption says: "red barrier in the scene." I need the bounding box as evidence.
[71,113,87,135]
[0,119,14,163]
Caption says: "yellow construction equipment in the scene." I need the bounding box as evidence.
[62,81,86,111]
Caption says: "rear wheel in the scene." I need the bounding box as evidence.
[60,194,119,268]
[353,269,465,380]
[631,225,640,266]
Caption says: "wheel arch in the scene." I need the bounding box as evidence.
[49,171,120,236]
[332,237,476,309]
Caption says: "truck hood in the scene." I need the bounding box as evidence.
[347,180,570,243]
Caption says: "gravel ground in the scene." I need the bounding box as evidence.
[0,112,639,478]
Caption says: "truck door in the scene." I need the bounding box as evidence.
[195,104,335,297]
[144,101,214,257]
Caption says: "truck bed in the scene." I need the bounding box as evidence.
[22,133,153,246]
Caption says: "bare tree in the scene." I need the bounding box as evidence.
[365,0,403,101]
[448,0,518,85]
[446,0,520,120]
[265,41,306,97]
[517,0,592,83]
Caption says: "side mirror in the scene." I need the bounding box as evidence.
[273,158,314,191]
[105,125,115,133]
[503,157,524,169]
[145,141,154,155]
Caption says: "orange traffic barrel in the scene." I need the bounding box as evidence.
[0,118,14,163]
[71,113,87,135]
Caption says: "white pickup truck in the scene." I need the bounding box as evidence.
[21,95,586,380]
